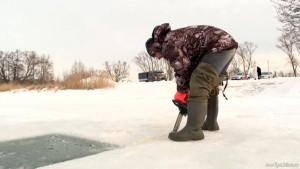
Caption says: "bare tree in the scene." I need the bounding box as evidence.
[273,0,299,77]
[229,54,242,75]
[105,61,129,82]
[0,50,54,84]
[36,55,54,84]
[6,50,24,82]
[133,51,174,80]
[20,51,39,83]
[133,51,164,72]
[272,0,300,53]
[71,60,86,74]
[236,42,257,74]
[277,33,298,77]
[0,51,10,83]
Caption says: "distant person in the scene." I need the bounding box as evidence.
[257,66,262,79]
[145,23,238,141]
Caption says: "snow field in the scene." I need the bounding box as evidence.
[0,78,299,169]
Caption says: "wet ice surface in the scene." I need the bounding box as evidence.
[0,78,299,169]
[0,134,119,169]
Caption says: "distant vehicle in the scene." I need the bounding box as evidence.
[261,72,273,79]
[138,71,167,82]
[231,72,250,80]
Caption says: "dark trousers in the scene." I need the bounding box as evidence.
[201,48,236,75]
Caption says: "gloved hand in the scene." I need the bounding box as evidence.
[174,91,189,104]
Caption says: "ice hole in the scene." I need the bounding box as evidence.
[0,134,119,169]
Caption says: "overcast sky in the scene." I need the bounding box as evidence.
[0,0,287,78]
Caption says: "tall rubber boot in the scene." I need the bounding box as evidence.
[202,94,219,131]
[168,101,207,141]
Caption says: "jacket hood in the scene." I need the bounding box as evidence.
[149,23,171,53]
[152,23,171,43]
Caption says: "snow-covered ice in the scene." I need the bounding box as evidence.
[0,78,299,169]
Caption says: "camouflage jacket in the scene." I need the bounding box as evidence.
[151,23,238,93]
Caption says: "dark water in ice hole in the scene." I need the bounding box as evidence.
[0,134,119,169]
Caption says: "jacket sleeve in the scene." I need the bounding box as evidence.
[170,49,191,93]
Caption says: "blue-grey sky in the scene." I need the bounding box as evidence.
[0,0,286,77]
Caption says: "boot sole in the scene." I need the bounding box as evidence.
[168,134,204,141]
[202,127,219,131]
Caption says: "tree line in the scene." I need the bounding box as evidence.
[62,60,130,89]
[273,0,299,77]
[0,49,132,89]
[0,49,53,84]
[228,0,299,77]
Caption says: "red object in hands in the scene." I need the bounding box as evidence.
[174,91,189,104]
